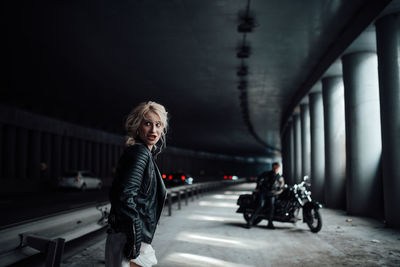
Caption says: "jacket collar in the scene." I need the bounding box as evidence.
[135,138,158,155]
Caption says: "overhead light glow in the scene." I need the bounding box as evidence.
[212,194,239,200]
[198,201,237,208]
[175,233,254,249]
[164,252,251,267]
[188,214,241,222]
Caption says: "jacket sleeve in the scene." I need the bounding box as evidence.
[256,171,267,189]
[118,145,150,259]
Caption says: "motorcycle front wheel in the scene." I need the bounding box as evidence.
[243,212,262,226]
[306,208,322,233]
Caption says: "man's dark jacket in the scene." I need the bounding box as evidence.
[256,170,282,194]
[108,142,166,259]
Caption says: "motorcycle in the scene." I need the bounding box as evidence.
[236,176,323,233]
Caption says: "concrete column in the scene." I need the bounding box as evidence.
[62,135,70,172]
[116,144,123,169]
[110,144,117,176]
[300,104,311,178]
[342,52,383,218]
[322,76,346,209]
[281,124,288,180]
[293,114,302,184]
[0,123,3,179]
[93,142,100,176]
[16,127,28,180]
[281,124,293,183]
[114,144,120,165]
[4,125,17,180]
[288,119,295,185]
[98,143,103,178]
[107,143,113,179]
[86,141,92,172]
[376,14,400,227]
[78,139,85,170]
[51,134,62,179]
[309,92,325,203]
[41,132,52,181]
[104,143,110,181]
[100,143,106,179]
[69,137,78,171]
[113,144,119,168]
[119,145,124,159]
[28,130,41,180]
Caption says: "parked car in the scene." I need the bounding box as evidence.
[58,170,102,191]
[223,175,239,180]
[246,176,257,182]
[162,172,195,187]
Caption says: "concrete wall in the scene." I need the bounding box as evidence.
[0,105,267,193]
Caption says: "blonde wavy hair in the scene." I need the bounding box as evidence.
[125,101,168,152]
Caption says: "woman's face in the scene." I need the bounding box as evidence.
[138,111,164,150]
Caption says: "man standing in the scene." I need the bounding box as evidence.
[246,162,285,229]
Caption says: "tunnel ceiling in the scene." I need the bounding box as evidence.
[1,0,390,157]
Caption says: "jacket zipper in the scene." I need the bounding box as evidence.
[146,169,154,194]
[150,193,167,240]
[149,163,167,240]
[132,223,136,254]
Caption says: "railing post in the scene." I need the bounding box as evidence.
[185,189,188,206]
[20,234,65,267]
[177,191,181,210]
[167,193,172,216]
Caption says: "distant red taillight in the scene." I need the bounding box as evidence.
[181,175,185,181]
[168,175,173,180]
[229,176,233,179]
[162,174,167,179]
[224,176,227,179]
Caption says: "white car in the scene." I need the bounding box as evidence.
[58,170,102,191]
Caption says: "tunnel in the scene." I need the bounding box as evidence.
[1,0,400,266]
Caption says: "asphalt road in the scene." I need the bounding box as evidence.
[0,187,109,228]
[62,183,400,266]
[0,177,220,228]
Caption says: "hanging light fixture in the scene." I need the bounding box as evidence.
[237,64,248,77]
[237,44,251,58]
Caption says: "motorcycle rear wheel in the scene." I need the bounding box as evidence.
[306,208,322,233]
[243,212,262,226]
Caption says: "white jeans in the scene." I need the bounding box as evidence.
[105,232,157,267]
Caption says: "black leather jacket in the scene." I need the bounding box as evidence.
[108,142,167,259]
[256,170,282,194]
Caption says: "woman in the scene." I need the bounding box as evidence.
[106,101,168,267]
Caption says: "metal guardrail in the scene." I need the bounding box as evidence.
[165,179,245,216]
[0,203,110,267]
[0,178,245,266]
